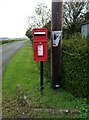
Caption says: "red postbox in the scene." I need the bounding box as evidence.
[33,28,48,61]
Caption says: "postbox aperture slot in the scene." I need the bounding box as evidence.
[34,32,46,36]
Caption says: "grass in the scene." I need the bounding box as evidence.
[2,40,88,118]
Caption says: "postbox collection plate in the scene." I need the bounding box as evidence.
[38,45,43,56]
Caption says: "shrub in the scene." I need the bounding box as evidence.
[44,40,51,81]
[44,33,88,98]
[62,34,88,98]
[2,40,21,44]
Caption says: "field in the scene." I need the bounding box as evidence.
[0,38,27,45]
[2,41,88,118]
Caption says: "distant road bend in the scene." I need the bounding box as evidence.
[2,40,26,72]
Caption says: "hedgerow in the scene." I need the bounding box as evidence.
[44,33,88,98]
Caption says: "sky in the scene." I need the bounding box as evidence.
[0,0,51,38]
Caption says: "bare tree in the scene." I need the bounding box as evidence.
[27,2,51,29]
[63,1,86,34]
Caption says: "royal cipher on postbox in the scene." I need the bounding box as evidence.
[32,28,48,61]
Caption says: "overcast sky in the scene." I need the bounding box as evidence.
[0,0,51,38]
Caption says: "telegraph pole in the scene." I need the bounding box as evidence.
[51,0,62,89]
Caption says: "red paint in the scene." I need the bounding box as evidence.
[32,28,48,61]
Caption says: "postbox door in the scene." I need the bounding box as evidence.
[34,42,48,61]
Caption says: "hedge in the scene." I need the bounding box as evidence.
[44,33,88,98]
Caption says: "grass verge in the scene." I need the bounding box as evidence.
[2,41,88,118]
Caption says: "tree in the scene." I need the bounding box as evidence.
[26,1,87,39]
[25,27,32,39]
[27,2,51,29]
[43,21,51,39]
[43,1,87,39]
[63,1,86,35]
[35,3,51,27]
[26,2,51,39]
[84,1,89,22]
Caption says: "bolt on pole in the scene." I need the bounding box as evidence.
[51,0,62,89]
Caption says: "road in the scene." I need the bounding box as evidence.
[0,45,2,120]
[2,41,25,72]
[0,41,26,119]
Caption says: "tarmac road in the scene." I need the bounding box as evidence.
[0,45,2,120]
[0,46,2,80]
[0,46,2,120]
[2,41,26,72]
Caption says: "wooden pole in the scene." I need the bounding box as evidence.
[51,0,62,89]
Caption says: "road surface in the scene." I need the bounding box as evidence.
[2,41,25,72]
[0,41,26,119]
[0,45,2,120]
